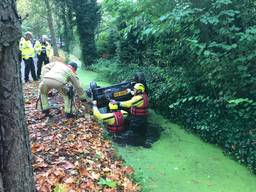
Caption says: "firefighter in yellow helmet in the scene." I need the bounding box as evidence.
[20,32,37,82]
[93,100,128,133]
[34,35,53,79]
[39,60,86,118]
[117,83,152,147]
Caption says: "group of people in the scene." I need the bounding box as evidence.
[36,56,153,147]
[92,83,153,148]
[19,31,53,82]
[20,32,155,148]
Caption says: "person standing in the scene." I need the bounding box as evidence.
[20,32,37,82]
[34,35,53,79]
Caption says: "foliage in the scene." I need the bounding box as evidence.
[17,0,101,64]
[17,0,49,36]
[70,0,101,66]
[98,177,117,188]
[23,82,139,191]
[94,0,256,173]
[92,58,256,173]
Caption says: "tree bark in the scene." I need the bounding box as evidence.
[0,1,35,191]
[44,0,59,56]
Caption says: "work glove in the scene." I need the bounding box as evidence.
[92,100,97,106]
[111,100,121,107]
[127,88,135,95]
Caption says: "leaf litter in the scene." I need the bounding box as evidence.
[24,82,140,192]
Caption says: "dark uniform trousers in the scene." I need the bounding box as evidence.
[37,52,49,79]
[24,57,37,82]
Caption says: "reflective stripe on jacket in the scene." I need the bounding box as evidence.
[120,93,149,116]
[34,40,53,57]
[131,93,148,116]
[93,106,128,132]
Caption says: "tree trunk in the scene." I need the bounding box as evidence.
[44,0,59,56]
[0,1,35,192]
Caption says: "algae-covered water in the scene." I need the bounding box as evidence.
[78,69,256,192]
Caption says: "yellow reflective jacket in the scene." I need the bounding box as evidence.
[20,39,35,59]
[120,94,145,108]
[42,61,86,99]
[93,106,128,126]
[34,40,53,58]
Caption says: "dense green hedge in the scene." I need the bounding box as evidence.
[94,0,256,173]
[92,59,256,173]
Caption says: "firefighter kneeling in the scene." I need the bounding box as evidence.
[117,83,152,148]
[93,100,128,134]
[39,58,86,118]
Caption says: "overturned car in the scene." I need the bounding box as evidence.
[86,72,147,108]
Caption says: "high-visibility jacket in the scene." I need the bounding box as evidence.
[120,93,149,116]
[19,37,25,51]
[20,39,35,59]
[41,61,86,99]
[93,106,128,133]
[34,40,53,58]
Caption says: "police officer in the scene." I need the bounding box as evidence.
[92,100,128,133]
[39,59,86,118]
[118,83,152,148]
[34,35,53,79]
[20,32,37,82]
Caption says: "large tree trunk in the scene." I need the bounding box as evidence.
[0,1,35,191]
[45,0,59,56]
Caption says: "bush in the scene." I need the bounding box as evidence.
[92,59,256,173]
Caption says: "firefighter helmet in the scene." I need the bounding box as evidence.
[134,83,145,93]
[68,62,78,71]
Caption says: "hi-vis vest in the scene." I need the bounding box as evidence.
[131,93,149,116]
[34,41,52,57]
[21,39,35,59]
[107,111,124,133]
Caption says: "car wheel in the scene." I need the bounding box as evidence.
[89,81,98,100]
[90,81,97,90]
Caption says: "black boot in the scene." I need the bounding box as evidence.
[65,113,76,118]
[42,109,52,117]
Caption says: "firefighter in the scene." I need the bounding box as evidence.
[39,60,86,118]
[20,31,37,82]
[92,100,128,133]
[34,35,53,79]
[117,83,152,148]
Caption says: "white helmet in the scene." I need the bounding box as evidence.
[42,35,48,40]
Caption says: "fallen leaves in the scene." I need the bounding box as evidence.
[24,82,139,191]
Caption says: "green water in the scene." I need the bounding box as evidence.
[77,68,109,89]
[77,70,256,192]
